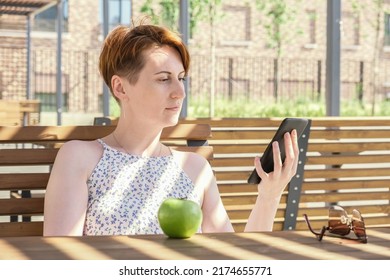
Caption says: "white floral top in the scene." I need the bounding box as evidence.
[83,139,201,235]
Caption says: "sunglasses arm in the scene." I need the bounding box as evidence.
[303,214,326,240]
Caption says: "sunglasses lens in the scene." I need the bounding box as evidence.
[328,205,350,236]
[352,209,367,242]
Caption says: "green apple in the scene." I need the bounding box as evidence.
[158,198,203,239]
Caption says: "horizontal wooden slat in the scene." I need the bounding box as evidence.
[211,142,390,154]
[0,222,43,237]
[0,149,58,165]
[307,142,390,153]
[309,129,390,139]
[215,170,252,181]
[0,174,50,190]
[221,191,390,207]
[0,124,211,143]
[302,179,390,191]
[304,167,390,179]
[306,154,390,165]
[181,117,287,127]
[197,154,389,172]
[211,129,390,140]
[300,191,390,203]
[212,144,265,154]
[215,168,390,181]
[161,124,211,140]
[211,130,279,140]
[0,146,213,166]
[0,198,44,215]
[183,117,390,127]
[297,205,390,217]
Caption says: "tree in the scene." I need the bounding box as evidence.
[140,0,214,35]
[198,0,222,117]
[255,0,302,102]
[351,0,389,115]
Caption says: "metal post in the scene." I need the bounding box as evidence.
[25,14,32,126]
[179,0,189,118]
[102,0,110,117]
[56,0,63,125]
[326,0,341,116]
[26,15,32,100]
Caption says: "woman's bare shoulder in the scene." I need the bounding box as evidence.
[55,140,103,169]
[58,139,101,155]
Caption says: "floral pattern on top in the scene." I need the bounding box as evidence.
[83,139,200,236]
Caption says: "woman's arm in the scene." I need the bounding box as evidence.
[43,141,98,236]
[179,151,234,233]
[201,166,235,233]
[245,130,299,232]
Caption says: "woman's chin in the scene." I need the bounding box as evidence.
[164,116,180,127]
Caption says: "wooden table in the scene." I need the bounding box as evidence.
[0,228,389,260]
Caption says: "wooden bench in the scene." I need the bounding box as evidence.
[0,123,212,237]
[0,100,21,126]
[0,100,41,126]
[181,117,390,232]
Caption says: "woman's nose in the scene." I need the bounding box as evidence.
[171,79,186,99]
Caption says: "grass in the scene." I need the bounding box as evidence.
[187,96,390,118]
[109,95,390,118]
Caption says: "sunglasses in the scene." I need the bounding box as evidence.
[303,205,367,243]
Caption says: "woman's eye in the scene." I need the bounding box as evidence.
[179,77,187,82]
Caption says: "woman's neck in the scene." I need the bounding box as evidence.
[113,119,163,157]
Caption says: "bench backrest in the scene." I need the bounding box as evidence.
[182,117,390,231]
[300,117,390,230]
[0,101,21,126]
[0,123,212,237]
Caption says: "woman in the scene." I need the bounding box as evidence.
[43,23,299,236]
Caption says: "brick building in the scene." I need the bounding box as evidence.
[0,0,389,113]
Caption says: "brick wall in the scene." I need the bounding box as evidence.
[1,0,390,112]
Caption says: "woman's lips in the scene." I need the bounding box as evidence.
[166,106,180,111]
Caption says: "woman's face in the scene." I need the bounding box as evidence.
[119,45,186,127]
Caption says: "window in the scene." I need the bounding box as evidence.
[218,5,251,46]
[100,0,132,31]
[33,0,69,32]
[305,10,316,45]
[341,11,360,47]
[385,13,390,46]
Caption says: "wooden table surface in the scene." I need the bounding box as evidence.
[0,228,389,260]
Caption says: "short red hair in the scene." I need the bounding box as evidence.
[99,23,190,97]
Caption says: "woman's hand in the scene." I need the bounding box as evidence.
[244,129,300,232]
[254,129,300,199]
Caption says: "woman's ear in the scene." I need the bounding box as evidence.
[111,75,128,101]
